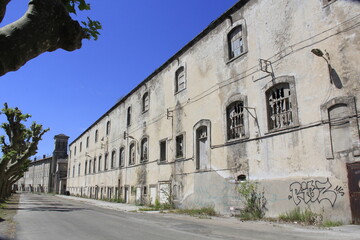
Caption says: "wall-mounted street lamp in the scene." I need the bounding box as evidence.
[311,48,333,84]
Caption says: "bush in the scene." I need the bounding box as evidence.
[238,181,267,220]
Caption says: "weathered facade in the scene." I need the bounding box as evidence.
[67,0,360,223]
[17,134,69,194]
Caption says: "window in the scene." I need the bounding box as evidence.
[106,121,111,135]
[228,26,244,59]
[93,158,96,173]
[73,166,75,177]
[142,92,149,112]
[129,143,135,165]
[175,134,184,158]
[266,83,293,130]
[85,161,87,175]
[119,147,125,167]
[98,156,102,172]
[74,146,77,156]
[127,106,132,127]
[160,140,166,162]
[86,136,89,148]
[265,76,298,131]
[104,153,108,170]
[141,138,148,162]
[89,160,92,174]
[175,66,185,93]
[95,130,98,143]
[143,186,147,196]
[111,150,116,169]
[321,96,360,159]
[227,101,245,140]
[78,164,81,176]
[80,142,82,152]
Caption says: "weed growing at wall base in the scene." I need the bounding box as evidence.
[278,207,321,225]
[237,181,267,220]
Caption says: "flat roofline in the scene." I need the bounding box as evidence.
[70,0,249,146]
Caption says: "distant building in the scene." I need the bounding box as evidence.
[16,134,69,194]
[67,0,360,224]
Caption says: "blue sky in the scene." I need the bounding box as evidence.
[0,0,239,159]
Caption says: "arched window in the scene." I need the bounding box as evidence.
[85,161,88,175]
[95,129,98,143]
[264,76,298,132]
[142,92,149,112]
[227,101,245,140]
[141,138,148,162]
[111,150,116,169]
[98,155,102,172]
[104,153,108,170]
[89,160,92,174]
[93,158,96,173]
[119,147,125,167]
[106,121,111,135]
[129,143,135,165]
[266,83,293,130]
[127,107,132,126]
[228,25,244,59]
[175,66,185,93]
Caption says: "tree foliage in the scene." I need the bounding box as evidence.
[0,0,102,77]
[0,103,49,201]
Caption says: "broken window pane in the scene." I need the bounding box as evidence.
[176,135,184,158]
[267,83,293,130]
[227,101,245,140]
[229,25,243,58]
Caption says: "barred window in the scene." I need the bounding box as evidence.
[227,101,245,140]
[266,83,293,130]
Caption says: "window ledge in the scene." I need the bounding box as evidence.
[226,136,250,143]
[265,124,300,135]
[226,51,248,64]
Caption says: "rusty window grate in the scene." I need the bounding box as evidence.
[267,83,293,130]
[227,101,245,140]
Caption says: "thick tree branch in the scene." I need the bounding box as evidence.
[0,0,87,76]
[0,0,10,23]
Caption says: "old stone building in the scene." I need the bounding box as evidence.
[67,0,360,223]
[17,134,69,194]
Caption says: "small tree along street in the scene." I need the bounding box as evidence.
[0,0,101,77]
[0,103,48,201]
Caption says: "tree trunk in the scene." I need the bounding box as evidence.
[0,0,86,76]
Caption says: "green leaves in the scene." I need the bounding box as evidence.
[63,0,91,14]
[81,17,102,40]
[62,0,102,41]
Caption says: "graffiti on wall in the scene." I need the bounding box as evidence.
[288,178,344,207]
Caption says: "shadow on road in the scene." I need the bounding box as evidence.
[5,206,88,212]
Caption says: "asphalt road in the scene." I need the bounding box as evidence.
[13,193,359,240]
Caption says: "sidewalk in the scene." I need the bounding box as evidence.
[56,195,140,212]
[56,194,360,236]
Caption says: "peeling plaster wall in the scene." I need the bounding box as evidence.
[67,0,360,222]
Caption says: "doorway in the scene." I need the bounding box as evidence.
[347,162,360,224]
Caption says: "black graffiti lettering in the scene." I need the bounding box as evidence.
[288,178,343,207]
